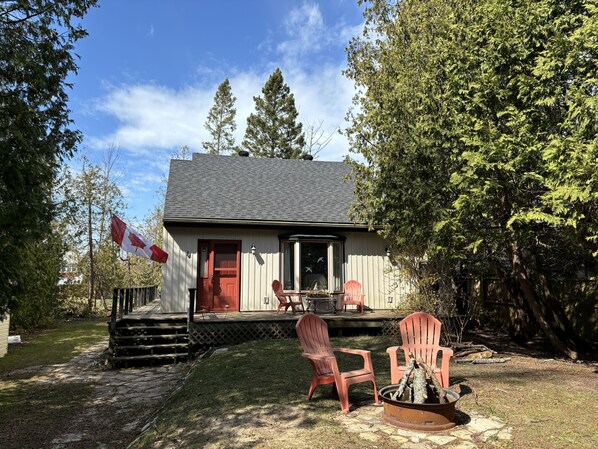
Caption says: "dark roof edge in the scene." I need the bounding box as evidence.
[163,217,370,229]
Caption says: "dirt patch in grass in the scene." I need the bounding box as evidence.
[140,403,321,448]
[447,330,598,449]
[452,355,598,449]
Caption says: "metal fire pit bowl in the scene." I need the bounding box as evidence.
[379,384,460,432]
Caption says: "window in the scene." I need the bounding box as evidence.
[199,246,208,278]
[332,241,342,291]
[301,241,328,290]
[280,234,344,292]
[282,241,295,290]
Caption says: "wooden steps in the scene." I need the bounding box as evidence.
[108,317,189,368]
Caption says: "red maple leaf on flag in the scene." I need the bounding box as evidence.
[128,232,147,249]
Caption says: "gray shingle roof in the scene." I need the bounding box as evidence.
[164,153,361,227]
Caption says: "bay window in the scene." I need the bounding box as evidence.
[280,234,344,292]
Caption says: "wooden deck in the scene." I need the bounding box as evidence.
[128,298,399,342]
[127,298,398,325]
[110,298,402,364]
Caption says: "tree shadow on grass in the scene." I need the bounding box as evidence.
[131,337,391,448]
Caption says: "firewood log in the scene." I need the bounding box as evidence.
[454,346,493,357]
[455,357,511,364]
[416,356,448,404]
[390,358,415,400]
[412,368,427,403]
[461,350,494,359]
[453,343,490,352]
[471,357,511,364]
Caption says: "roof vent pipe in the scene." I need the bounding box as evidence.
[302,154,314,161]
[238,150,250,157]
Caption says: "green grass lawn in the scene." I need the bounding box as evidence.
[0,381,94,447]
[0,318,107,376]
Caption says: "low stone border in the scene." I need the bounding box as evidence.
[336,401,512,448]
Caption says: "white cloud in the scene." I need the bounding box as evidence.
[276,2,365,66]
[277,2,325,58]
[90,84,212,154]
[283,65,355,160]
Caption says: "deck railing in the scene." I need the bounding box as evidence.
[110,285,159,324]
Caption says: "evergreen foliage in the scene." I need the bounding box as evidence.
[346,0,598,358]
[0,0,97,317]
[202,79,238,155]
[243,68,306,158]
[9,226,66,329]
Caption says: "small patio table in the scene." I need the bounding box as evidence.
[306,295,337,314]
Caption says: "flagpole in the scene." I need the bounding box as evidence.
[110,210,117,296]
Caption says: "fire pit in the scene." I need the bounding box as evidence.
[379,384,460,431]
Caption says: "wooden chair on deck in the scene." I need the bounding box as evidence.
[295,314,379,413]
[387,312,453,387]
[272,280,305,314]
[338,280,365,313]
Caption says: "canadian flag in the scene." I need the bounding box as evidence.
[111,215,168,263]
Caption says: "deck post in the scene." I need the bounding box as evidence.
[110,288,118,329]
[188,288,196,331]
[187,288,197,358]
[127,289,133,313]
[118,289,125,319]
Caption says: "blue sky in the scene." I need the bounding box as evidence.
[68,0,365,224]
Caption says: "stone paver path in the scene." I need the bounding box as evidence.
[336,400,512,448]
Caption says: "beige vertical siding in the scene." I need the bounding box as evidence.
[0,314,9,358]
[344,232,412,310]
[161,227,198,313]
[161,227,411,313]
[161,227,282,313]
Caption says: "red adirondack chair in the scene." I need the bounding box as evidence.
[295,314,379,413]
[338,280,365,313]
[386,312,453,388]
[272,280,305,314]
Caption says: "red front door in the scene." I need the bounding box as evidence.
[197,240,240,312]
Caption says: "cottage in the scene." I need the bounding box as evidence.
[161,153,411,313]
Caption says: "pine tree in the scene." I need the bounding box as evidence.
[202,79,238,155]
[243,68,306,158]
